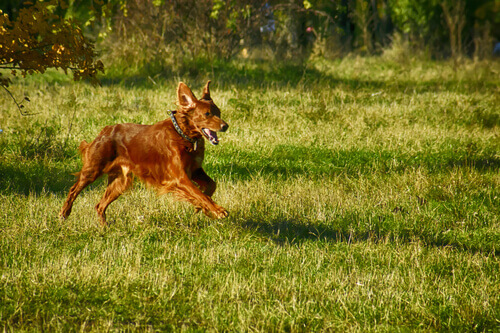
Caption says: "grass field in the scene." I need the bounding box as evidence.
[0,57,499,331]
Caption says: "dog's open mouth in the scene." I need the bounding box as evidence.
[202,128,219,145]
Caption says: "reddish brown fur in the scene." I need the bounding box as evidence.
[59,81,229,226]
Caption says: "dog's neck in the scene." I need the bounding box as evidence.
[169,110,198,150]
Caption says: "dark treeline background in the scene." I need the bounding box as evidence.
[3,0,500,77]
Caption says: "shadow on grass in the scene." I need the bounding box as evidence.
[100,60,328,88]
[242,217,499,255]
[210,145,500,181]
[0,160,78,196]
[100,59,498,93]
[2,144,498,196]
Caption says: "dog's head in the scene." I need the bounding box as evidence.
[177,81,228,145]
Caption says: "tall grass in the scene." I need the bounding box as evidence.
[0,57,499,331]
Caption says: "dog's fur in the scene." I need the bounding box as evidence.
[59,81,228,225]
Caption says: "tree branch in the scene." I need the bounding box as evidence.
[1,85,37,116]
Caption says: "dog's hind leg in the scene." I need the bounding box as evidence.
[59,168,102,220]
[95,166,133,226]
[59,138,114,221]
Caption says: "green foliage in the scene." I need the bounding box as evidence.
[3,0,499,79]
[388,0,439,36]
[0,0,103,87]
[475,1,500,23]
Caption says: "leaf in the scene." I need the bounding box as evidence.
[0,0,104,88]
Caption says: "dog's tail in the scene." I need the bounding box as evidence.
[72,140,90,178]
[78,140,89,156]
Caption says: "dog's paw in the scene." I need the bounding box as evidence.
[212,205,229,219]
[59,210,70,221]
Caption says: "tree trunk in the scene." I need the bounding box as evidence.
[441,0,465,60]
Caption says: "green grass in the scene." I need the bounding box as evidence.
[0,57,499,331]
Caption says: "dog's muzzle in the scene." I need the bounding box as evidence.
[202,122,228,145]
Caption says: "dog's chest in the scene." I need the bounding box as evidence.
[194,153,204,167]
[191,148,205,168]
[181,144,205,169]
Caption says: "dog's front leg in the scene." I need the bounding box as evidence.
[191,168,216,197]
[173,175,228,219]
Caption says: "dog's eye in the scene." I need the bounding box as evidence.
[205,112,210,116]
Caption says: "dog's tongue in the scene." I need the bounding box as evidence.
[203,128,219,145]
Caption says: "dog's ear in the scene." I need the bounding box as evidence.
[177,82,197,109]
[200,80,211,101]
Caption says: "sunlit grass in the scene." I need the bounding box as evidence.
[0,57,499,331]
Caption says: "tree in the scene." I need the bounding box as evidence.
[440,0,466,60]
[0,0,104,114]
[350,0,374,53]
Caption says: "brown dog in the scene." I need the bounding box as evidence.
[59,81,229,225]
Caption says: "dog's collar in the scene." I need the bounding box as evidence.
[168,110,198,150]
